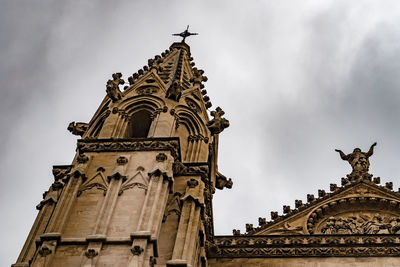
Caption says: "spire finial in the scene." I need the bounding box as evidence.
[172,25,198,43]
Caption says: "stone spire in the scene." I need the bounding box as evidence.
[13,37,231,267]
[125,41,211,108]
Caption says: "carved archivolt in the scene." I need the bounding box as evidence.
[87,108,111,138]
[120,95,165,113]
[307,196,400,234]
[84,101,110,138]
[319,213,400,234]
[112,95,166,138]
[172,105,208,161]
[173,105,207,136]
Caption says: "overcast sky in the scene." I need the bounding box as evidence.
[2,0,400,265]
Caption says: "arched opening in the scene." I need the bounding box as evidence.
[126,110,152,138]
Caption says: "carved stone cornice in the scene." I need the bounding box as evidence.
[209,234,400,258]
[172,162,208,179]
[77,138,181,161]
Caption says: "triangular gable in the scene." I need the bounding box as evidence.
[244,179,400,236]
[119,166,148,195]
[123,70,168,98]
[77,168,108,196]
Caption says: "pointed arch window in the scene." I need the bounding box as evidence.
[126,110,152,138]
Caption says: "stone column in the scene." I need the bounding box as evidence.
[31,157,88,267]
[13,178,65,266]
[81,158,128,266]
[167,178,204,267]
[128,165,173,267]
[31,172,84,267]
[80,172,125,266]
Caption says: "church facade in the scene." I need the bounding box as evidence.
[13,38,400,267]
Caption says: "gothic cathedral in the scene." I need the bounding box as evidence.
[13,37,400,267]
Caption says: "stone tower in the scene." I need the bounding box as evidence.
[13,39,231,266]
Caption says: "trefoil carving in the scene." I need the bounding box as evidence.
[131,246,144,256]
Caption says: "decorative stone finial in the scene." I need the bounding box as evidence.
[207,107,230,135]
[232,229,241,235]
[191,68,208,85]
[258,217,266,226]
[245,223,254,232]
[295,200,303,208]
[335,142,377,180]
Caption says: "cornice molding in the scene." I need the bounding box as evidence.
[210,234,400,258]
[77,138,181,161]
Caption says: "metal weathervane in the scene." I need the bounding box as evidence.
[172,25,198,43]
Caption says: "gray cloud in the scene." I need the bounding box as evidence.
[2,1,400,265]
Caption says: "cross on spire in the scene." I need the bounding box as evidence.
[172,25,198,43]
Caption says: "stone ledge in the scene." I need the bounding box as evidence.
[166,259,189,267]
[11,263,29,267]
[40,232,61,242]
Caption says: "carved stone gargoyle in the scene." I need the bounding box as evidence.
[215,171,233,190]
[67,121,88,136]
[166,80,183,102]
[207,107,230,135]
[106,73,124,102]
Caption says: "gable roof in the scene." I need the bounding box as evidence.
[240,175,400,236]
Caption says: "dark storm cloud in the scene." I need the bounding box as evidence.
[215,1,400,236]
[2,1,400,265]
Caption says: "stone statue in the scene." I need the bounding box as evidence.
[320,213,398,234]
[106,73,124,102]
[335,142,376,178]
[166,80,183,102]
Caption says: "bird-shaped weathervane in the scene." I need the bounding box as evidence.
[172,25,198,43]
